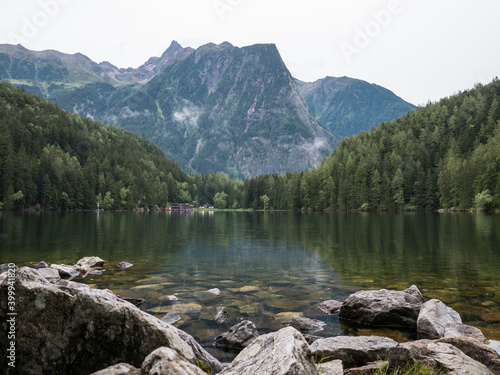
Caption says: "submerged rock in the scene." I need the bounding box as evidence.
[215,307,228,324]
[161,312,182,325]
[219,327,317,375]
[215,320,259,351]
[339,285,425,329]
[0,267,222,375]
[116,261,134,270]
[417,299,462,339]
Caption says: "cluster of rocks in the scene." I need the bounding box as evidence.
[1,260,499,375]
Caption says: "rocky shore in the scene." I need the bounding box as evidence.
[1,258,499,374]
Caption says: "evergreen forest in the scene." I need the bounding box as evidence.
[1,79,500,212]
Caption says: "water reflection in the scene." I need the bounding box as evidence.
[1,211,499,359]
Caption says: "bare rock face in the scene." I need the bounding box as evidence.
[417,299,462,339]
[317,360,344,375]
[140,347,207,375]
[215,320,259,351]
[339,285,425,329]
[36,267,61,283]
[0,267,222,375]
[219,327,318,375]
[50,263,80,278]
[310,335,398,369]
[387,340,494,375]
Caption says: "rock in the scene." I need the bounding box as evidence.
[32,261,49,269]
[163,294,179,301]
[417,299,462,339]
[140,347,206,375]
[339,285,425,329]
[91,363,140,375]
[149,303,203,314]
[215,320,259,351]
[387,340,494,375]
[219,327,318,375]
[310,336,398,368]
[174,328,224,374]
[0,267,222,375]
[75,256,105,276]
[490,340,500,356]
[275,311,304,323]
[120,297,145,307]
[216,307,228,324]
[0,263,16,274]
[444,322,486,342]
[482,313,500,322]
[35,267,61,283]
[208,288,221,295]
[116,262,134,270]
[290,316,326,333]
[161,312,182,325]
[56,279,92,291]
[50,263,80,278]
[318,300,343,315]
[344,361,388,375]
[436,336,500,374]
[317,360,344,375]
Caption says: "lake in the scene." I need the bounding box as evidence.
[1,211,499,361]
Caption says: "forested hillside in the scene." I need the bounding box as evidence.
[0,82,192,210]
[242,79,500,211]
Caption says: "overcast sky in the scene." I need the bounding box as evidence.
[1,0,499,106]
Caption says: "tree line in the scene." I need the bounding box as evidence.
[1,79,500,212]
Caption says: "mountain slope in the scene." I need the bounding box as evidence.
[297,76,416,138]
[106,42,336,178]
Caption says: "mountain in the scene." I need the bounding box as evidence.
[297,76,416,138]
[0,42,414,178]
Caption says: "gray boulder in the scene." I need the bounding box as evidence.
[219,326,317,375]
[339,285,425,329]
[91,363,140,375]
[0,267,222,375]
[140,347,207,375]
[310,335,398,368]
[290,316,326,333]
[318,300,343,315]
[437,336,500,374]
[215,320,259,351]
[50,263,80,278]
[444,322,486,342]
[75,256,105,276]
[32,261,49,269]
[36,267,61,283]
[387,340,494,375]
[417,299,462,339]
[317,360,344,375]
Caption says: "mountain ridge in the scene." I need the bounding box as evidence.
[0,41,415,178]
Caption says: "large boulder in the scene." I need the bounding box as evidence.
[75,256,106,276]
[0,267,222,375]
[215,320,259,351]
[339,285,425,329]
[387,340,494,375]
[417,299,462,339]
[91,363,140,375]
[310,335,398,369]
[436,336,500,374]
[219,326,317,375]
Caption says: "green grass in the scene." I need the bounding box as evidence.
[360,360,446,375]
